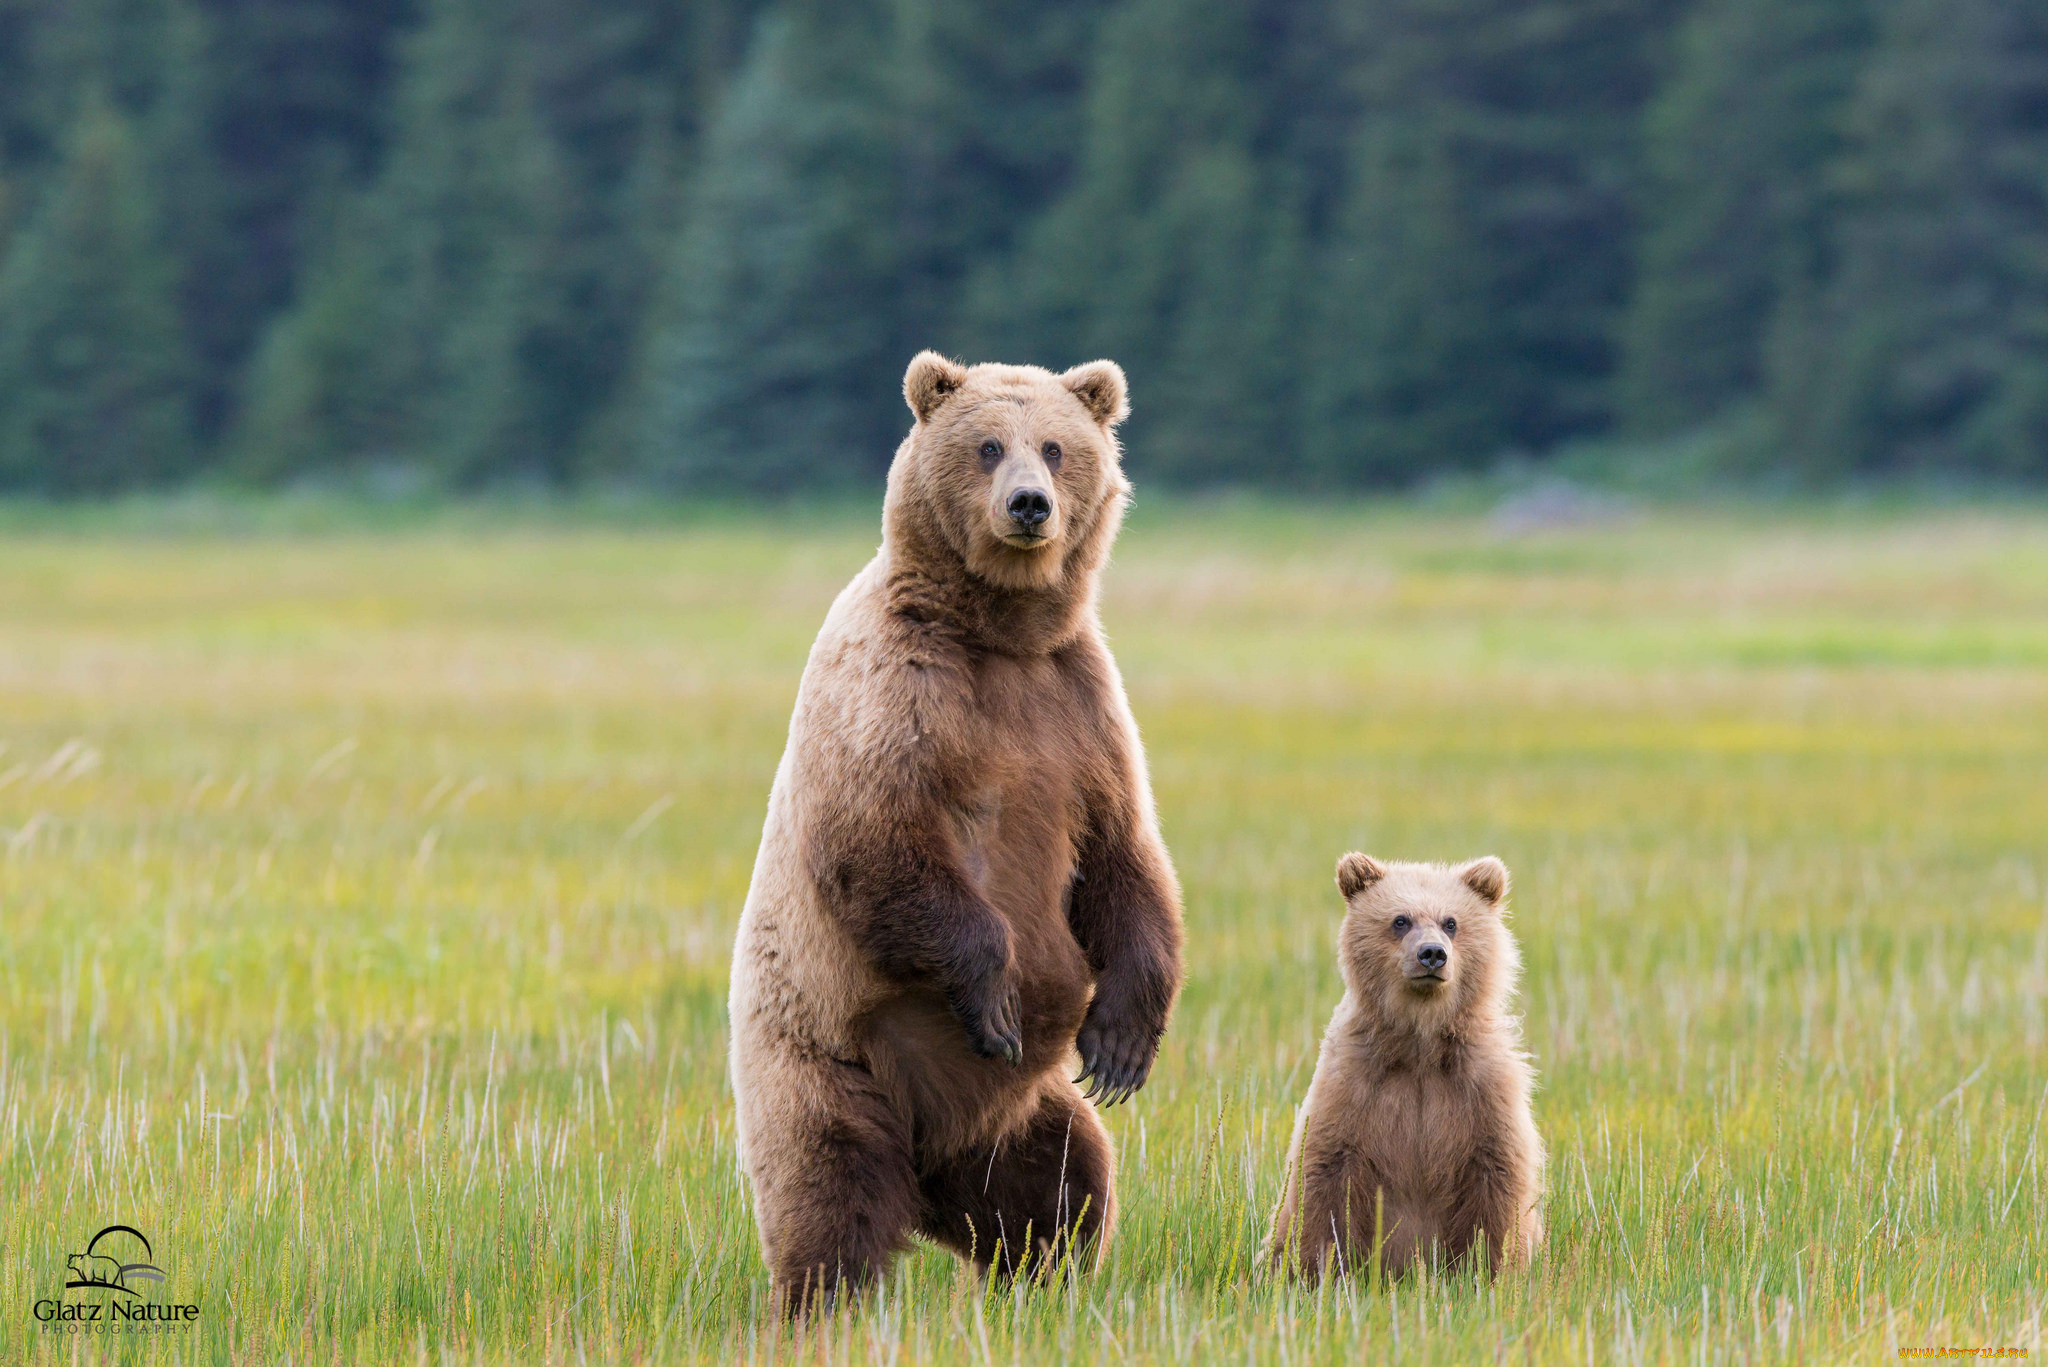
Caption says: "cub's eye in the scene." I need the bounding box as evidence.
[979,439,1003,468]
[1042,442,1063,469]
[1391,916,1411,934]
[1443,918,1458,937]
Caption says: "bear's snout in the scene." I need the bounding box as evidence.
[1415,942,1448,973]
[1005,487,1052,531]
[985,446,1063,555]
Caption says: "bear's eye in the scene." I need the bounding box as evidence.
[1443,918,1457,937]
[1042,442,1062,469]
[979,439,1003,468]
[1391,916,1411,934]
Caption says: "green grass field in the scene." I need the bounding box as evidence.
[2,499,2044,1363]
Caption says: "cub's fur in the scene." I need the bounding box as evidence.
[729,352,1184,1315]
[1267,854,1543,1279]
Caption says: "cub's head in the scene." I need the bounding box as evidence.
[889,351,1132,594]
[1333,852,1518,1032]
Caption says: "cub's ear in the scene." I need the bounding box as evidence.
[905,351,967,422]
[1459,856,1510,905]
[1059,359,1129,427]
[1335,852,1387,899]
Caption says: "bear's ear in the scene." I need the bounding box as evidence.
[1458,856,1509,905]
[1335,852,1386,899]
[905,351,968,422]
[1059,359,1129,427]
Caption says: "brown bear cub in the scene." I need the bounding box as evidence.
[1267,853,1543,1280]
[728,352,1184,1316]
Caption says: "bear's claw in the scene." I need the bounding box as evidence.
[957,978,1024,1067]
[1075,1017,1159,1107]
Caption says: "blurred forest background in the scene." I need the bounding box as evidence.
[0,0,2044,496]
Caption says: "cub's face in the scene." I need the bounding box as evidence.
[898,352,1130,592]
[1334,853,1514,1026]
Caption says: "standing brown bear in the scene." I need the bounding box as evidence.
[728,352,1185,1315]
[1266,854,1544,1279]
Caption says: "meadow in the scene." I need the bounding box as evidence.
[1,497,2043,1363]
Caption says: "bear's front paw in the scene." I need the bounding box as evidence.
[950,970,1023,1067]
[1075,1005,1162,1107]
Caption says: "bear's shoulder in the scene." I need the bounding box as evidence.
[796,582,978,757]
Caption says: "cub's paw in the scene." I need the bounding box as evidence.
[950,970,1024,1067]
[1075,1005,1162,1107]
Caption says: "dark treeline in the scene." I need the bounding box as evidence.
[1,0,2044,494]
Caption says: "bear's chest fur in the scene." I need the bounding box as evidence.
[947,649,1097,999]
[853,648,1102,1137]
[951,651,1091,870]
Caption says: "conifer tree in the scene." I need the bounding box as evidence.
[1304,0,1687,481]
[233,0,572,482]
[1620,0,1871,437]
[240,0,770,484]
[0,92,194,492]
[1775,0,2048,477]
[625,0,1110,489]
[1306,121,1497,483]
[969,0,1312,485]
[626,1,901,490]
[170,0,410,438]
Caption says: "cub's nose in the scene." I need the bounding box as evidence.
[1416,943,1448,972]
[1006,488,1051,529]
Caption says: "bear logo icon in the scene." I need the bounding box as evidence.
[63,1226,166,1296]
[66,1253,126,1288]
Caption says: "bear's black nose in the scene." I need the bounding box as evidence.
[1416,943,1448,971]
[1006,488,1051,529]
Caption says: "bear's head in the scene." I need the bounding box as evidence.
[1333,853,1518,1035]
[885,352,1132,604]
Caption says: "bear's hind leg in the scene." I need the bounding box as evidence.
[742,1056,920,1318]
[916,1080,1115,1279]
